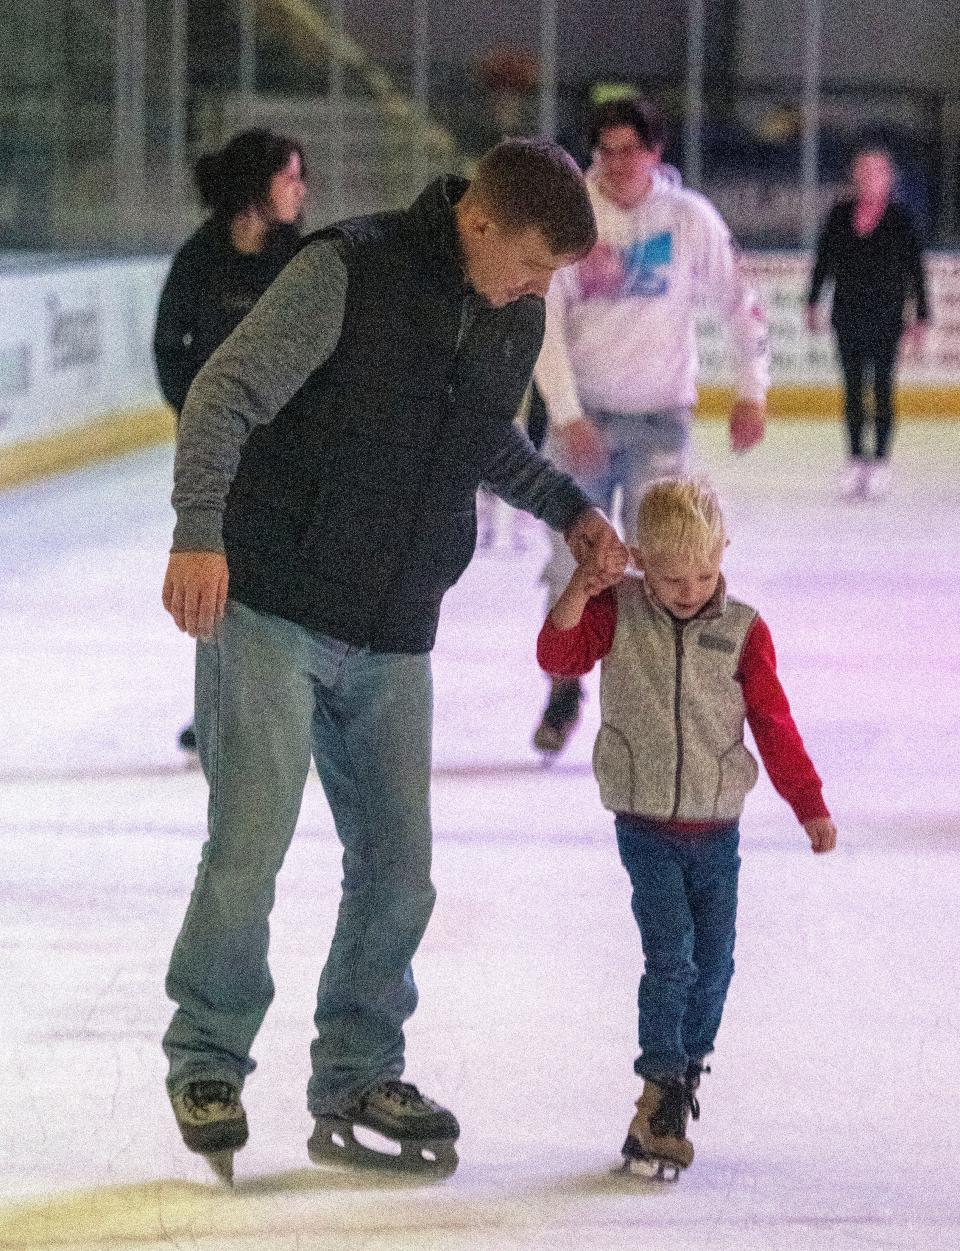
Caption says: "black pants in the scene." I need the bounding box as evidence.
[834,330,901,460]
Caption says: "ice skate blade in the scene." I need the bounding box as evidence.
[205,1150,236,1186]
[616,1155,682,1183]
[308,1120,458,1179]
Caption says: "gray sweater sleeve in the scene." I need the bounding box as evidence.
[171,238,349,552]
[482,423,592,534]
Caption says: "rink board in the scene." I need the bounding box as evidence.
[1,249,958,488]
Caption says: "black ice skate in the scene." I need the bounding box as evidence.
[619,1076,700,1182]
[170,1079,249,1185]
[308,1079,460,1178]
[532,678,584,755]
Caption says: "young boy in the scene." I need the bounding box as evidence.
[536,476,837,1179]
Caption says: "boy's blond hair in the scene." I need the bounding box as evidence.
[635,476,727,564]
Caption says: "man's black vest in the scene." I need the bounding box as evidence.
[222,177,545,653]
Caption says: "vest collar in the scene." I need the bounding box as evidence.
[407,176,472,300]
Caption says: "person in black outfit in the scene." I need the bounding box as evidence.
[806,145,929,500]
[153,128,307,750]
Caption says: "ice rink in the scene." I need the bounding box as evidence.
[1,419,959,1251]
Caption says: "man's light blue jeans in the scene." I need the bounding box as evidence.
[542,408,690,606]
[163,599,436,1115]
[615,815,740,1082]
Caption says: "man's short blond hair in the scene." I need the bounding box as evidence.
[636,476,727,564]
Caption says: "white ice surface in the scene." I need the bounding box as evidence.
[1,421,959,1250]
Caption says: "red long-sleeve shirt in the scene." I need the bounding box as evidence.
[537,588,829,825]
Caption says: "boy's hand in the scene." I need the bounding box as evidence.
[570,560,618,600]
[804,817,837,854]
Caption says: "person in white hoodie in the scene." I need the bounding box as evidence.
[532,97,771,753]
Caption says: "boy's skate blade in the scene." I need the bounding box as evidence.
[205,1150,236,1186]
[308,1118,458,1179]
[615,1155,681,1183]
[617,1139,684,1183]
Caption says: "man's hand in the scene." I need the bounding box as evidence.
[555,416,609,477]
[162,551,229,639]
[729,399,766,454]
[566,507,628,581]
[804,817,837,855]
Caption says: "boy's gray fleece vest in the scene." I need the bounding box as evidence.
[595,575,760,821]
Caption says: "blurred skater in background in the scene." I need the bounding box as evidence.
[806,143,929,501]
[153,127,307,751]
[531,97,770,756]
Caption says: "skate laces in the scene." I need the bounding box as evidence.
[370,1079,432,1110]
[182,1080,238,1112]
[650,1079,698,1138]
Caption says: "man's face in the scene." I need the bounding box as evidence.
[594,124,662,206]
[463,218,577,307]
[633,544,724,620]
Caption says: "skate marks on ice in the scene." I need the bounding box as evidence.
[0,1166,456,1251]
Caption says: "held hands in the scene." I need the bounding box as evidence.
[804,817,837,855]
[729,399,766,454]
[162,551,229,640]
[566,507,628,583]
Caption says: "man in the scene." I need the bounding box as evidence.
[532,98,771,754]
[161,138,625,1182]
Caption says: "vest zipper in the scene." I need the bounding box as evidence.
[670,620,685,820]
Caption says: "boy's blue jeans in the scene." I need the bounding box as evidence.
[615,815,740,1082]
[162,599,437,1115]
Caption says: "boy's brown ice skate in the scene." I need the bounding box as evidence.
[620,1076,699,1182]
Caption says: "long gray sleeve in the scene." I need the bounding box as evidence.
[483,423,592,534]
[171,239,349,552]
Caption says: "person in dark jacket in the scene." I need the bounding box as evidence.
[159,138,627,1182]
[806,144,929,500]
[153,127,307,750]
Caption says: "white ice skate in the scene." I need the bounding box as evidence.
[863,460,892,500]
[838,458,869,500]
[308,1079,459,1178]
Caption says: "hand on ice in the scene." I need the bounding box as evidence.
[163,551,229,639]
[804,817,837,854]
[729,400,766,454]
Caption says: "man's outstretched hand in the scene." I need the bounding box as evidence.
[163,551,229,639]
[729,399,766,454]
[566,507,628,582]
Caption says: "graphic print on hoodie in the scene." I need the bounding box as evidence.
[577,231,674,300]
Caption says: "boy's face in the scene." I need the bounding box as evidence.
[632,543,724,620]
